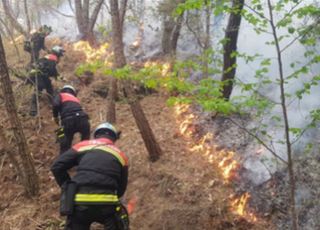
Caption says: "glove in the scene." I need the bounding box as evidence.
[53,117,59,125]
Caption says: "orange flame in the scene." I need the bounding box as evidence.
[143,61,171,77]
[127,196,137,215]
[72,41,112,66]
[218,151,240,182]
[230,193,257,222]
[173,104,257,222]
[190,133,212,152]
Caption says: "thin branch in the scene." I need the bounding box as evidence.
[227,117,288,164]
[68,0,75,13]
[267,0,298,228]
[244,3,270,22]
[235,77,280,105]
[279,0,304,23]
[290,119,316,145]
[103,1,111,14]
[185,11,205,49]
[281,18,320,53]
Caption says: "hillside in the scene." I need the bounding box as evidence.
[0,39,273,230]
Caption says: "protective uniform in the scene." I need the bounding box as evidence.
[25,25,52,64]
[52,85,90,153]
[29,46,64,116]
[51,123,129,230]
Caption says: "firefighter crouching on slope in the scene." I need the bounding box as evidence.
[51,122,129,230]
[52,85,90,154]
[24,25,52,65]
[29,45,65,116]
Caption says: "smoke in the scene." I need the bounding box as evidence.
[39,0,319,185]
[233,0,320,185]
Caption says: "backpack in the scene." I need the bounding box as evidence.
[24,40,31,52]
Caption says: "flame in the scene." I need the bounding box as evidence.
[174,104,190,116]
[161,63,171,76]
[72,41,112,65]
[173,103,257,222]
[127,196,137,215]
[143,61,171,77]
[230,193,257,222]
[179,114,195,136]
[190,133,213,152]
[218,151,240,182]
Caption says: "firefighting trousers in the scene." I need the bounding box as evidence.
[65,205,121,230]
[30,75,53,116]
[60,115,90,154]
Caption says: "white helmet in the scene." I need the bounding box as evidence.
[94,122,119,140]
[51,45,65,57]
[62,85,76,93]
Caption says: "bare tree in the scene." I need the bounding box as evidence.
[221,0,244,100]
[106,78,117,124]
[74,0,105,45]
[1,0,27,36]
[159,0,186,56]
[23,0,32,35]
[0,17,21,61]
[0,33,39,197]
[109,0,162,161]
[185,0,212,78]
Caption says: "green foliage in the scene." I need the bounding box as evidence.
[72,0,320,157]
[75,61,104,77]
[97,25,111,38]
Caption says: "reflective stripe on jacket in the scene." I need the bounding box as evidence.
[51,138,129,200]
[75,193,119,204]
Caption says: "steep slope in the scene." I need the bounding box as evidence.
[0,40,272,230]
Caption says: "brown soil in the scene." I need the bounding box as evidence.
[0,39,273,230]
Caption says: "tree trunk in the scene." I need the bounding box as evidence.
[23,0,32,35]
[0,124,23,182]
[221,0,244,100]
[160,0,185,56]
[0,25,6,38]
[123,82,161,161]
[1,0,27,36]
[106,78,118,124]
[130,101,161,161]
[267,1,298,229]
[109,0,162,161]
[203,0,211,79]
[162,17,175,54]
[74,0,104,46]
[119,0,128,33]
[110,0,126,68]
[170,13,184,55]
[0,17,21,61]
[0,34,39,197]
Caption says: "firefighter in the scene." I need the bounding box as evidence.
[24,25,52,64]
[51,122,129,230]
[29,45,65,116]
[52,85,90,154]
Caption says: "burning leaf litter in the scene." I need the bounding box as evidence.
[174,103,257,222]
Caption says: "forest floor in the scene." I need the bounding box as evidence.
[0,38,273,230]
